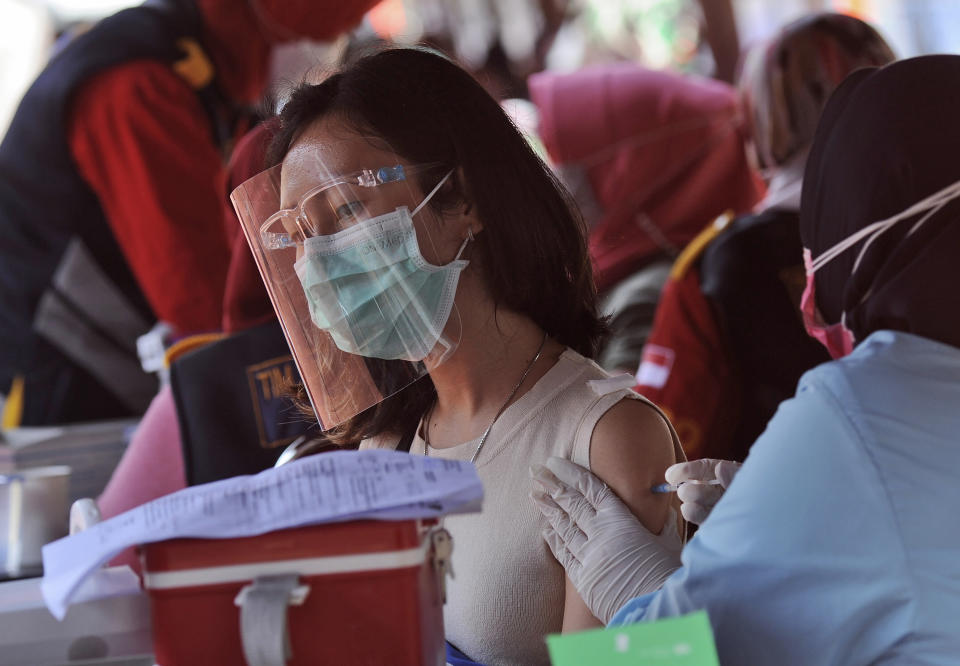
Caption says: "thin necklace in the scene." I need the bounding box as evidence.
[424,332,548,464]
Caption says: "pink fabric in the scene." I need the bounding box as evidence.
[800,248,854,359]
[97,384,186,575]
[529,63,764,293]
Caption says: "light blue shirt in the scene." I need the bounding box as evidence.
[612,331,960,664]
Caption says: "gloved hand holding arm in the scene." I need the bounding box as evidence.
[531,457,682,625]
[665,458,741,525]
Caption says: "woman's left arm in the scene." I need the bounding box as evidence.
[561,398,678,632]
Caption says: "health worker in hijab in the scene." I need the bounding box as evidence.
[531,54,960,664]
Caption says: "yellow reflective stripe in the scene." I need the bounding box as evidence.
[2,375,24,429]
[173,38,214,89]
[164,333,225,368]
[668,210,735,280]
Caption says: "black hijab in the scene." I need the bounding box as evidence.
[800,55,960,350]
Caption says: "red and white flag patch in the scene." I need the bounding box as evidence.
[635,344,675,390]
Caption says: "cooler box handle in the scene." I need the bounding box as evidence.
[234,574,311,666]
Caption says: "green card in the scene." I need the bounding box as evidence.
[546,610,720,666]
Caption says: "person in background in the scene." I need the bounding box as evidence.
[234,47,685,665]
[97,121,281,575]
[534,53,960,664]
[528,63,763,374]
[635,13,895,461]
[0,0,380,427]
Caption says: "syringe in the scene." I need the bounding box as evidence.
[651,479,722,494]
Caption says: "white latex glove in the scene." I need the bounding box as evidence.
[531,457,682,625]
[664,458,741,525]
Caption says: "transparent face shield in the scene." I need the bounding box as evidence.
[231,139,465,430]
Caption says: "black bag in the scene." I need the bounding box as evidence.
[169,321,318,485]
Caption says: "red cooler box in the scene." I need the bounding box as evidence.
[140,518,450,666]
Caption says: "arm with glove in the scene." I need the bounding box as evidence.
[531,456,740,623]
[664,458,741,525]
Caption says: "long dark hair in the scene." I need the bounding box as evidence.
[271,47,607,445]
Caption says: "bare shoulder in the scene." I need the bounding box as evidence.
[561,396,678,632]
[589,397,677,532]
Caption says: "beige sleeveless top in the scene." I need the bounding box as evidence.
[361,348,681,666]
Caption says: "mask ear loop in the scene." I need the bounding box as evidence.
[851,195,952,311]
[411,169,471,267]
[810,178,960,274]
[452,227,474,261]
[412,169,455,218]
[852,189,955,275]
[809,177,960,330]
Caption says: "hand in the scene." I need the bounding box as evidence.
[531,457,681,624]
[664,458,741,525]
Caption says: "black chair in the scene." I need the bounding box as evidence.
[169,320,319,485]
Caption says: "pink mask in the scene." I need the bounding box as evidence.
[800,247,854,359]
[800,176,960,360]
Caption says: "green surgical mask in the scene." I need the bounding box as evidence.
[293,172,470,361]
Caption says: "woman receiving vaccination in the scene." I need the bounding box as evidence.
[231,47,684,665]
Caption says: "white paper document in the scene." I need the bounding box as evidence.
[42,449,483,620]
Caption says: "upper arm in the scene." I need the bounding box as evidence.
[68,62,231,333]
[562,397,679,631]
[589,398,677,533]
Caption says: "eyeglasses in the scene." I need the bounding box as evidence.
[261,163,438,250]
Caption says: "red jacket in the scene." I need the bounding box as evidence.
[69,60,234,334]
[67,0,383,336]
[633,219,739,459]
[65,0,274,335]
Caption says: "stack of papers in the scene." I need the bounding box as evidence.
[41,448,483,619]
[0,419,138,502]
